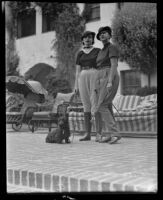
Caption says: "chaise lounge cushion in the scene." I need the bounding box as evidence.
[113,95,141,111]
[136,94,157,111]
[68,94,157,134]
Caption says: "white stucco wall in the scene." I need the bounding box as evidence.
[16,32,57,75]
[16,6,57,75]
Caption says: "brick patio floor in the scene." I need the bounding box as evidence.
[6,127,157,193]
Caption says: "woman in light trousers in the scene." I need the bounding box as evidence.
[74,31,100,141]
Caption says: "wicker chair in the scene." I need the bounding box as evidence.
[6,103,38,131]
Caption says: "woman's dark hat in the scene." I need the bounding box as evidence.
[81,31,95,40]
[96,26,112,40]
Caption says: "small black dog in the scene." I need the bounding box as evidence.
[45,115,71,144]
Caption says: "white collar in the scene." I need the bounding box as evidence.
[82,46,94,54]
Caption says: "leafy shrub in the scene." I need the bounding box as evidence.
[112,3,157,75]
[135,86,157,96]
[53,3,85,89]
[46,70,72,99]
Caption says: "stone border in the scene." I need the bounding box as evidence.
[7,169,157,193]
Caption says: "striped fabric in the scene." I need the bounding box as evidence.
[6,95,20,112]
[67,106,84,113]
[68,112,85,132]
[115,109,157,132]
[140,94,157,103]
[117,95,141,111]
[68,108,157,133]
[68,94,157,135]
[6,112,22,123]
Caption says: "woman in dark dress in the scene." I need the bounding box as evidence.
[93,26,122,144]
[74,31,100,141]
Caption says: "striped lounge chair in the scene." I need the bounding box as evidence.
[113,94,157,137]
[68,94,157,137]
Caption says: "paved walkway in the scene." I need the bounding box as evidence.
[7,128,157,193]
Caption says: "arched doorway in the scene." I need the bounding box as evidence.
[24,63,56,89]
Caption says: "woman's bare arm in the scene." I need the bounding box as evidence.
[108,57,118,83]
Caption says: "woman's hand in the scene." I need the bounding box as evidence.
[106,82,112,92]
[74,65,81,96]
[74,88,79,95]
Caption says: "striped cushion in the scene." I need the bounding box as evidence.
[137,94,157,111]
[114,108,157,118]
[118,95,141,111]
[68,109,157,133]
[67,106,84,112]
[141,94,157,103]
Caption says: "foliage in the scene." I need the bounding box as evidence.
[81,4,92,23]
[6,49,20,76]
[36,2,65,18]
[112,3,157,75]
[46,69,72,99]
[5,1,21,76]
[52,3,85,88]
[135,86,157,96]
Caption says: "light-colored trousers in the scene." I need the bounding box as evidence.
[93,68,121,136]
[78,69,97,112]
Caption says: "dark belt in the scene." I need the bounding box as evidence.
[82,66,95,70]
[96,66,111,70]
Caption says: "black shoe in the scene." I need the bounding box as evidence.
[99,136,111,143]
[109,136,121,144]
[79,134,91,141]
